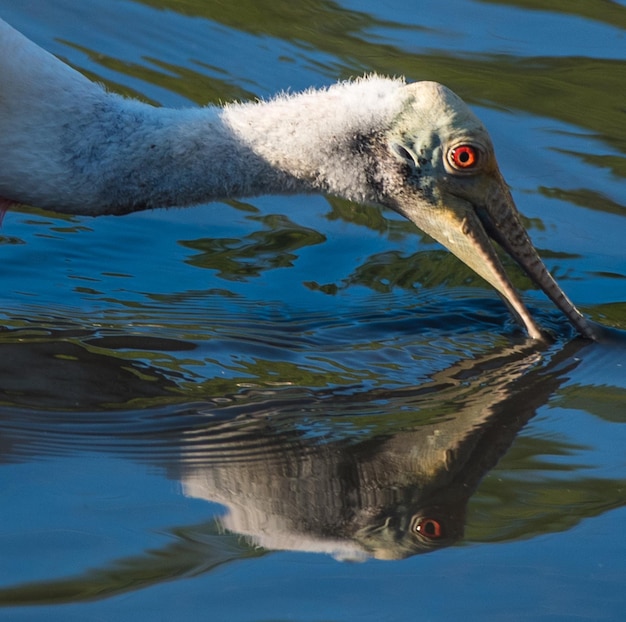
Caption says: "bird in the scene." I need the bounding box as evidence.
[0,17,597,342]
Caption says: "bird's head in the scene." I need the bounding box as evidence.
[374,81,596,341]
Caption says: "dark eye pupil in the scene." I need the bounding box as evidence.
[423,521,437,535]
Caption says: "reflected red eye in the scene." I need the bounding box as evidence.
[414,518,443,539]
[449,145,479,170]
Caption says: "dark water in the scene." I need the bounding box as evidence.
[1,1,626,620]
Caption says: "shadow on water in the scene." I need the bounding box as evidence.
[1,330,626,605]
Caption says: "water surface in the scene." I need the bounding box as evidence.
[1,1,626,620]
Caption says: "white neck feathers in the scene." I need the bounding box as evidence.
[0,20,406,215]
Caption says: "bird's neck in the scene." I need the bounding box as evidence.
[0,25,406,216]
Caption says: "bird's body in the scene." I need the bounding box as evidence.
[0,17,598,341]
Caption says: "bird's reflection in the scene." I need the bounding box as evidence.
[0,326,585,561]
[0,335,598,605]
[0,325,588,562]
[173,341,582,560]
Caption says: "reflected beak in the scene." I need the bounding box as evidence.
[396,172,597,341]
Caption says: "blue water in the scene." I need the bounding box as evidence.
[1,1,626,620]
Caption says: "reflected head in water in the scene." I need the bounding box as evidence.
[0,18,599,340]
[178,343,578,561]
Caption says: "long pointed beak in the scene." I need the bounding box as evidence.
[476,173,597,340]
[396,176,597,342]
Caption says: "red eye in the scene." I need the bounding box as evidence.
[449,145,479,170]
[414,518,443,539]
